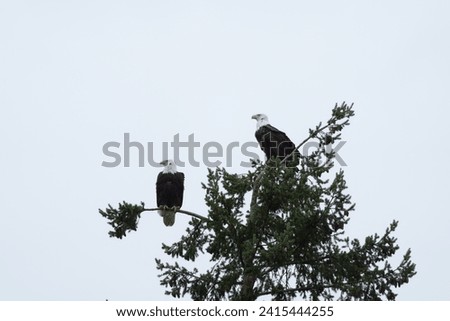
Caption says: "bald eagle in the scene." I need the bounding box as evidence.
[251,113,299,165]
[156,160,185,226]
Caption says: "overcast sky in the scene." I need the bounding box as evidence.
[1,0,449,300]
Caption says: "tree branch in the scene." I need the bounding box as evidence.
[249,166,266,213]
[279,102,353,166]
[257,283,339,298]
[280,119,347,166]
[142,208,211,222]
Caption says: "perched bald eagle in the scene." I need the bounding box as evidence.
[156,160,185,226]
[251,113,299,165]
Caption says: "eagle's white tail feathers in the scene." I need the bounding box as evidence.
[159,210,176,227]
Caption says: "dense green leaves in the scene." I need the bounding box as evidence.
[99,201,145,239]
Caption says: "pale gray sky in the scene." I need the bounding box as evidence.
[1,0,449,300]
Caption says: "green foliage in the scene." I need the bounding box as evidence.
[155,102,417,300]
[99,201,145,239]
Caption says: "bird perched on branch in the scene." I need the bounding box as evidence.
[251,113,299,166]
[156,160,185,226]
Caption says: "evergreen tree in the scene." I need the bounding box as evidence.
[100,103,416,300]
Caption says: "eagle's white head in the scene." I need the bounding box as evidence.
[251,113,269,130]
[160,159,177,174]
